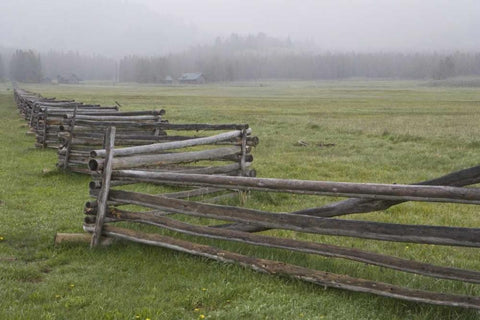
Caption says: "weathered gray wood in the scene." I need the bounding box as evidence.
[62,105,78,168]
[72,115,162,121]
[90,127,116,248]
[65,120,246,131]
[89,147,243,171]
[291,164,480,218]
[82,224,480,310]
[91,129,251,158]
[62,110,163,116]
[54,233,113,246]
[100,209,480,283]
[41,108,48,148]
[240,129,247,175]
[110,170,480,205]
[228,164,480,233]
[107,189,480,247]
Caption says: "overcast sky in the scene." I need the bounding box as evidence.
[135,0,480,52]
[1,0,479,55]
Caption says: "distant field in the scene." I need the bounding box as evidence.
[1,80,480,319]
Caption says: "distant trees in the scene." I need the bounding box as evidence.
[9,49,42,82]
[433,56,456,80]
[115,34,480,83]
[119,55,171,83]
[4,34,480,84]
[41,51,116,81]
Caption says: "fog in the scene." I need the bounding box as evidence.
[1,0,480,83]
[137,0,480,52]
[1,0,479,56]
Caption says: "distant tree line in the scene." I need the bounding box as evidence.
[41,51,116,81]
[2,34,480,83]
[119,34,480,82]
[9,49,42,82]
[1,49,117,83]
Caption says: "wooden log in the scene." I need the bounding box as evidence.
[214,163,480,233]
[107,189,480,247]
[63,120,165,129]
[240,129,248,175]
[63,110,165,117]
[42,109,48,148]
[89,147,243,171]
[60,124,164,133]
[91,163,250,178]
[91,129,251,158]
[101,209,480,283]
[62,105,78,169]
[54,232,113,246]
[71,115,162,121]
[218,164,477,233]
[91,127,116,248]
[42,107,119,113]
[291,164,480,218]
[82,224,480,310]
[110,171,480,205]
[63,137,176,147]
[65,121,248,131]
[59,132,171,140]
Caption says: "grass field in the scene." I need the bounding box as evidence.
[1,80,480,319]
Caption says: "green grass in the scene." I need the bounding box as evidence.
[1,80,480,319]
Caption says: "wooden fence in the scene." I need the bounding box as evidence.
[83,126,480,310]
[12,88,480,310]
[14,88,119,148]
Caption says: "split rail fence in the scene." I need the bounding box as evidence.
[12,88,480,310]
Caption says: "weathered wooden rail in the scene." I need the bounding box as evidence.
[83,126,480,310]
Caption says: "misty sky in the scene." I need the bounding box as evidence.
[1,0,479,56]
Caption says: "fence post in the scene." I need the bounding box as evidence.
[240,129,247,176]
[90,126,116,247]
[42,108,48,148]
[62,105,78,169]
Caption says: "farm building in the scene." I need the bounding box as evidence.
[178,72,205,84]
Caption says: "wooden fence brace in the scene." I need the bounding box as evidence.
[90,126,116,248]
[89,146,244,171]
[90,128,251,158]
[240,129,247,176]
[62,105,78,169]
[227,163,480,232]
[42,108,48,148]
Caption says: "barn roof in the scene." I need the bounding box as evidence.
[178,72,204,81]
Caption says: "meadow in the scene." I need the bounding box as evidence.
[1,80,480,319]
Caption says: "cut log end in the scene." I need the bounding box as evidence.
[88,159,100,171]
[54,232,114,246]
